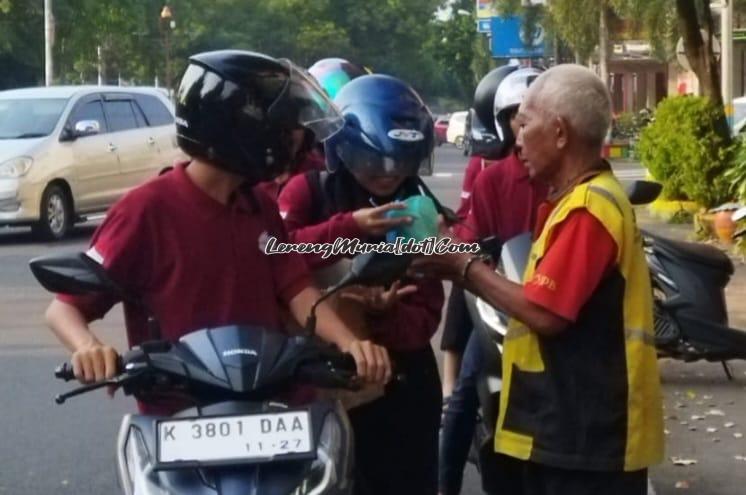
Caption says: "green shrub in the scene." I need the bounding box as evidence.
[725,137,746,203]
[637,95,734,208]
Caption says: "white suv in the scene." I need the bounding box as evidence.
[0,86,185,239]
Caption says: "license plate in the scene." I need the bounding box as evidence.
[156,410,313,466]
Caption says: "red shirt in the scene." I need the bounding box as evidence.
[455,152,548,242]
[277,173,444,351]
[524,202,618,323]
[256,150,326,200]
[58,164,312,411]
[455,156,492,222]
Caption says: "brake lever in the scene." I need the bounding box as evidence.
[55,378,119,405]
[54,364,148,405]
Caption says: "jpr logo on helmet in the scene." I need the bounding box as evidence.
[387,129,424,142]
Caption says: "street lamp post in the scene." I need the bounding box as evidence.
[44,0,54,86]
[160,5,175,97]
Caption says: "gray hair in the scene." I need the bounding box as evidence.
[526,64,611,149]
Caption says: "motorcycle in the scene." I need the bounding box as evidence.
[29,250,411,495]
[646,203,746,377]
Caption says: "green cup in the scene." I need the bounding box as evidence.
[385,195,439,242]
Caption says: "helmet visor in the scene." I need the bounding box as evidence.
[268,61,344,142]
[336,140,432,179]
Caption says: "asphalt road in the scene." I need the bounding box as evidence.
[1,146,743,494]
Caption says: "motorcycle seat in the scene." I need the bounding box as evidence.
[644,231,734,274]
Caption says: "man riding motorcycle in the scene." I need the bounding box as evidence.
[43,50,391,416]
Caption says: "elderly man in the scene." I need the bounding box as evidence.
[415,64,663,495]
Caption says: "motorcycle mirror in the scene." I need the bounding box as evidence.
[29,252,124,297]
[344,252,413,288]
[304,253,413,335]
[624,180,662,206]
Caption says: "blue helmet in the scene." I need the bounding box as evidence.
[325,74,434,178]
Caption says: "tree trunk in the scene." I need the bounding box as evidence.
[675,0,730,140]
[599,3,610,87]
[675,0,723,106]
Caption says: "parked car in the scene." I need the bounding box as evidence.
[434,114,450,146]
[0,86,185,240]
[447,110,468,149]
[466,108,499,158]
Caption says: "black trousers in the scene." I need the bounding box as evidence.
[440,285,473,352]
[485,454,648,495]
[348,347,442,495]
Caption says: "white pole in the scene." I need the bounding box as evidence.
[722,0,734,129]
[97,45,103,86]
[44,0,54,86]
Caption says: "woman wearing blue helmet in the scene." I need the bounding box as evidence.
[278,74,444,495]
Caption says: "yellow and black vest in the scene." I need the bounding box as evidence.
[494,170,664,472]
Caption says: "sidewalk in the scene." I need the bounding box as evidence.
[636,208,746,495]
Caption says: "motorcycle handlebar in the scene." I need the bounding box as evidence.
[54,363,76,382]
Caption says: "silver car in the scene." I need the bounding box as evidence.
[0,86,185,239]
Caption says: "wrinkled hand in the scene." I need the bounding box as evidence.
[409,252,471,282]
[340,339,392,385]
[408,214,473,282]
[340,280,418,314]
[352,202,412,237]
[71,342,119,384]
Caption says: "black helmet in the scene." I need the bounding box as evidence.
[175,50,343,184]
[473,64,518,135]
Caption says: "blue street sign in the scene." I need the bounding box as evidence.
[490,16,545,58]
[477,19,491,33]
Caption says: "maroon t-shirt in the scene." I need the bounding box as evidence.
[454,152,549,243]
[455,155,493,222]
[277,173,444,352]
[58,163,312,413]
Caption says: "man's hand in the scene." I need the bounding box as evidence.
[339,339,392,385]
[410,252,472,283]
[340,281,418,314]
[352,202,412,237]
[71,341,119,384]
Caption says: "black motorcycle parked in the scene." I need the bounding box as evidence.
[29,251,411,495]
[644,208,746,377]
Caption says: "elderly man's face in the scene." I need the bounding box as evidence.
[514,95,562,182]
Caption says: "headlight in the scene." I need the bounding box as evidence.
[0,157,33,178]
[296,408,352,495]
[471,129,483,140]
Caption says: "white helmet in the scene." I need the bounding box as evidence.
[493,67,542,142]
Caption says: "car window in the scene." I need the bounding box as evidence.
[0,98,69,139]
[104,100,139,132]
[132,102,148,128]
[70,100,108,134]
[135,94,174,126]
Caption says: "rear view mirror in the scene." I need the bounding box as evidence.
[345,252,413,288]
[29,252,122,296]
[624,180,662,206]
[73,120,100,138]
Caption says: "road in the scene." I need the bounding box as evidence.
[1,147,743,494]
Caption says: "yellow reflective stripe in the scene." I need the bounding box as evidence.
[588,185,623,217]
[625,328,655,346]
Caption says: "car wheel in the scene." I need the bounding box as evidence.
[455,136,465,150]
[33,184,73,241]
